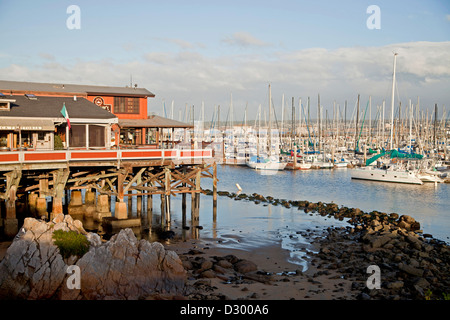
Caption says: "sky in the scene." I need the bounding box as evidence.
[0,0,449,123]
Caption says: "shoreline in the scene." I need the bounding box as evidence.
[0,193,448,300]
[159,229,358,300]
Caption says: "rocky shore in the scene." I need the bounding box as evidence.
[0,214,186,300]
[189,190,450,300]
[0,190,448,300]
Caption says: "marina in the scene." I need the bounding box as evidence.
[0,1,449,303]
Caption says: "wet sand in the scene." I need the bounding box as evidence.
[161,234,356,300]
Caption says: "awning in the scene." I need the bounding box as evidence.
[0,119,55,131]
[119,116,193,129]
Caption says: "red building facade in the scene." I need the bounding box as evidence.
[0,80,155,146]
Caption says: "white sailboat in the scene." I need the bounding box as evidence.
[351,53,424,185]
[247,84,286,171]
[351,163,424,185]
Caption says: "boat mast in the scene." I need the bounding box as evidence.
[268,83,272,157]
[390,52,398,150]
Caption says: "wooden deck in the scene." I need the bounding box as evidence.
[0,147,218,238]
[0,148,214,170]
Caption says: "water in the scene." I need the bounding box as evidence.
[126,164,448,269]
[202,165,450,242]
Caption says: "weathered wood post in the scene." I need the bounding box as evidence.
[213,162,217,203]
[115,167,128,219]
[164,167,171,226]
[4,169,22,237]
[37,173,49,219]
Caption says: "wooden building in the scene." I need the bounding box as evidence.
[0,80,160,146]
[0,94,118,150]
[0,80,217,240]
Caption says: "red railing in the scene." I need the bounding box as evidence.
[0,148,213,165]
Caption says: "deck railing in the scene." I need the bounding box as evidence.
[0,148,213,166]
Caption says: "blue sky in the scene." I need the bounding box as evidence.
[1,0,449,121]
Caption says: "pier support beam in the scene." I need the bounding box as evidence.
[115,201,128,219]
[213,162,217,202]
[51,197,63,219]
[83,189,96,218]
[163,167,171,228]
[2,170,22,238]
[50,168,69,220]
[95,194,111,222]
[36,197,48,219]
[28,192,38,217]
[5,201,18,238]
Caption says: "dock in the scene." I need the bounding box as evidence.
[0,147,217,238]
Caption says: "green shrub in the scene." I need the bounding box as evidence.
[52,229,90,259]
[54,135,64,150]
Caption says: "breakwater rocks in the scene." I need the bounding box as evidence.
[205,189,450,300]
[0,214,186,299]
[310,222,449,300]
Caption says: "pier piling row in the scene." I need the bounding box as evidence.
[0,148,217,238]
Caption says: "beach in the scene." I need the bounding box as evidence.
[159,234,356,300]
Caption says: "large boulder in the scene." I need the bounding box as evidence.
[0,214,186,300]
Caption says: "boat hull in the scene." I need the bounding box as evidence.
[351,168,423,185]
[285,162,311,170]
[247,161,287,171]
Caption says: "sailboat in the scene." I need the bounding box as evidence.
[351,53,424,185]
[247,84,286,171]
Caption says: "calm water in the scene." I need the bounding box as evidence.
[127,164,449,269]
[203,165,450,242]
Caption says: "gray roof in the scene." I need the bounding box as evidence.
[119,115,193,128]
[0,95,117,120]
[0,80,155,97]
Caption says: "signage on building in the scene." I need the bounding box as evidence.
[93,96,112,112]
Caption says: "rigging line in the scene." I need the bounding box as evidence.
[356,99,370,152]
[301,103,314,151]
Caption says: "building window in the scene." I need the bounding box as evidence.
[114,97,140,114]
[89,125,105,147]
[69,125,86,148]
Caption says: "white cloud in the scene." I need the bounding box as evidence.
[222,32,271,48]
[1,41,449,120]
[446,14,450,21]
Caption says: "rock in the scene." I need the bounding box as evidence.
[199,260,213,272]
[234,260,257,274]
[182,260,193,270]
[364,233,396,249]
[399,215,416,224]
[0,218,187,300]
[397,221,411,230]
[357,292,371,300]
[216,259,233,269]
[398,263,424,277]
[387,281,404,290]
[199,270,215,279]
[223,254,239,264]
[414,277,430,290]
[213,265,228,274]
